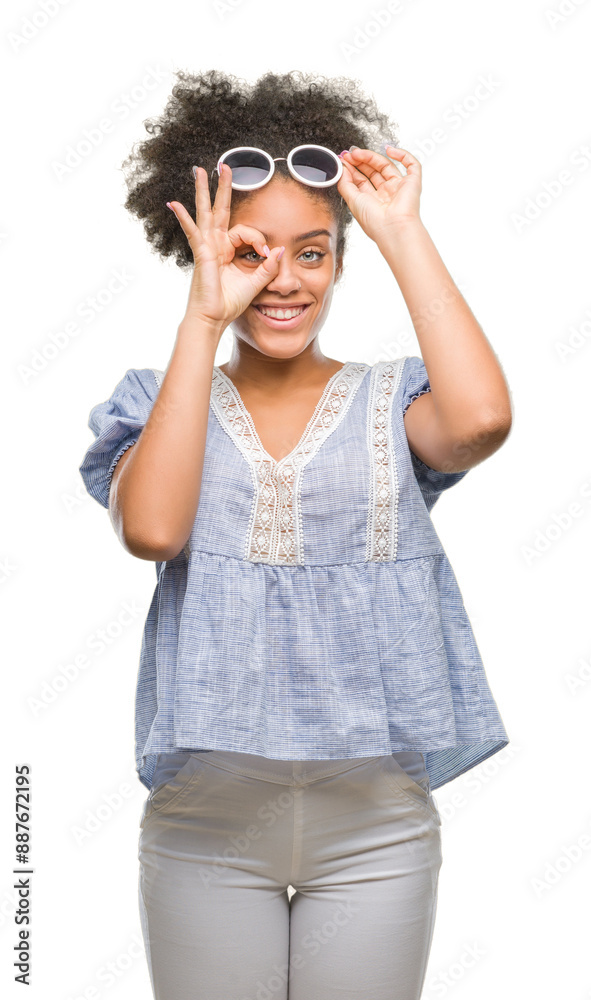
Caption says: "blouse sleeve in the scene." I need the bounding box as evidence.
[401,355,469,509]
[79,368,160,509]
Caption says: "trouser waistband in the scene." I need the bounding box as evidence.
[193,749,425,785]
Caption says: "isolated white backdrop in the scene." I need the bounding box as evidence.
[3,0,591,997]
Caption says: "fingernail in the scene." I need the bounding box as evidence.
[277,246,286,260]
[338,150,348,158]
[263,244,271,257]
[166,202,174,211]
[349,145,359,151]
[192,165,198,179]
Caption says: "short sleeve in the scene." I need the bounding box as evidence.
[79,368,160,509]
[400,355,469,510]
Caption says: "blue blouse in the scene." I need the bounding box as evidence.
[79,356,510,792]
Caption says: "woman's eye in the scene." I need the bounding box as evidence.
[300,250,326,262]
[239,249,326,263]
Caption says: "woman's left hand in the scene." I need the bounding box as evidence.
[336,145,422,242]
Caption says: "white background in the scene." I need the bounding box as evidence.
[2,0,591,997]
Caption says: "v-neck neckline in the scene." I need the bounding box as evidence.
[213,361,352,469]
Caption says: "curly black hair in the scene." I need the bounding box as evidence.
[121,69,400,274]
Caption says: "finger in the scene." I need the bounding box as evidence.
[336,158,368,198]
[342,152,389,189]
[194,165,214,235]
[168,200,203,247]
[248,245,285,295]
[211,161,232,229]
[342,147,402,187]
[227,224,270,258]
[384,145,422,178]
[338,155,380,195]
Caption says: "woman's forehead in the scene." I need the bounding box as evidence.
[230,194,335,238]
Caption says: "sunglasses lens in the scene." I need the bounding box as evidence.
[221,149,271,186]
[291,147,339,184]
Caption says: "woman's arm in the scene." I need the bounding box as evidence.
[107,160,286,562]
[336,146,512,475]
[378,219,513,474]
[109,317,225,562]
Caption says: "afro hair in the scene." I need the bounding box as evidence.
[120,68,400,272]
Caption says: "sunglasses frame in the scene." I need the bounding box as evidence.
[210,144,344,191]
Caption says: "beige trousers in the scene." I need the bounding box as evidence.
[138,749,442,1000]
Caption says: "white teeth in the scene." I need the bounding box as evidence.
[258,306,306,319]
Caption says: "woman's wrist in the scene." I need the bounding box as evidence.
[176,313,227,348]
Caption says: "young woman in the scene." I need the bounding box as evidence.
[79,69,512,1000]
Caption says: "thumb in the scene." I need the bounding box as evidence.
[248,245,284,295]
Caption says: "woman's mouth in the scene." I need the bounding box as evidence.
[252,303,311,330]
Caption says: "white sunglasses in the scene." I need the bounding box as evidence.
[210,144,344,191]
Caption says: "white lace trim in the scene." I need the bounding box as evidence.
[365,359,407,562]
[210,362,370,564]
[153,361,413,566]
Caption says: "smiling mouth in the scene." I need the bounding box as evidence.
[252,303,311,327]
[254,304,309,319]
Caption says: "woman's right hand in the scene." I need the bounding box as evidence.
[168,163,284,331]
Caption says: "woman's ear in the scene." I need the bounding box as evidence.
[335,255,344,285]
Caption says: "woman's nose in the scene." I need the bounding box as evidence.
[265,260,300,293]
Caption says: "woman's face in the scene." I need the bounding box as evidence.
[228,177,343,360]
